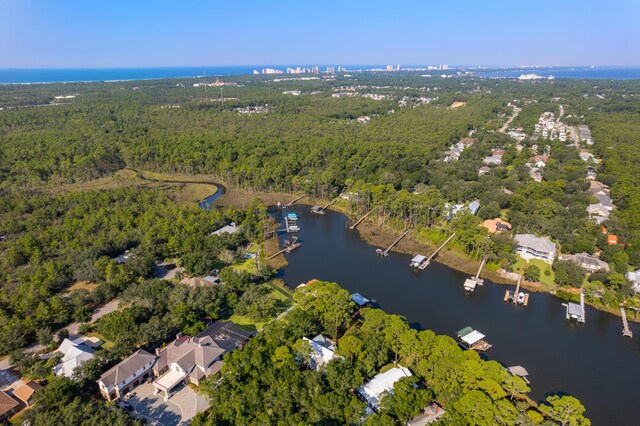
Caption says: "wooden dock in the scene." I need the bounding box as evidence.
[267,242,301,259]
[379,229,411,256]
[286,195,305,207]
[464,257,486,292]
[620,305,633,338]
[321,198,337,211]
[349,210,373,230]
[421,232,456,267]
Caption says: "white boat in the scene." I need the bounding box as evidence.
[517,292,525,304]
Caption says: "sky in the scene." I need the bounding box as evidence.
[0,0,639,68]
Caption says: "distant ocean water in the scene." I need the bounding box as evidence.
[0,66,638,84]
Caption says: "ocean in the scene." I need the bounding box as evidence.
[0,66,639,84]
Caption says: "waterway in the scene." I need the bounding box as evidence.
[274,206,640,425]
[197,185,225,210]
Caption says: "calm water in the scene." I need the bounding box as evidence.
[275,206,640,425]
[1,66,639,84]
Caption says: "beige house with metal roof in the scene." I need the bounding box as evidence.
[97,349,156,401]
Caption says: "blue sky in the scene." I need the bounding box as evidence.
[1,0,639,68]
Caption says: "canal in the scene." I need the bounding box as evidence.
[275,206,640,425]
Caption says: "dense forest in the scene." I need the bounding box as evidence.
[1,72,636,423]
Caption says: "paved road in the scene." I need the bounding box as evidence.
[25,299,120,354]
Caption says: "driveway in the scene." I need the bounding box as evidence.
[124,382,209,425]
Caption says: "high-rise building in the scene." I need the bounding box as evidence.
[396,64,401,71]
[386,65,394,71]
[440,64,449,70]
[312,66,319,74]
[326,66,335,73]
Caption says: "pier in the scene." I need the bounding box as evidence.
[503,269,529,306]
[620,305,633,338]
[311,199,338,215]
[267,238,301,259]
[564,290,586,324]
[285,213,300,233]
[286,195,305,207]
[419,232,456,268]
[463,258,486,292]
[349,210,373,230]
[378,228,411,257]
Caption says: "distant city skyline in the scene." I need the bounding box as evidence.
[1,0,639,68]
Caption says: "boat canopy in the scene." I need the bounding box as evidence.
[351,293,371,306]
[411,255,427,264]
[457,326,474,338]
[461,330,485,346]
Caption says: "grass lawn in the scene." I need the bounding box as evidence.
[233,258,258,274]
[512,256,556,286]
[86,331,114,350]
[229,281,293,331]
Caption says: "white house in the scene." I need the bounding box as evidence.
[514,234,557,263]
[54,338,96,378]
[301,335,338,371]
[211,222,239,236]
[358,366,412,411]
[626,270,640,293]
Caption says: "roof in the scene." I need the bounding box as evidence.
[407,404,446,426]
[211,223,239,236]
[626,270,640,284]
[468,200,480,215]
[358,366,412,409]
[507,366,529,377]
[196,320,254,352]
[461,330,485,346]
[0,391,19,416]
[154,335,225,376]
[302,337,337,370]
[457,326,474,337]
[608,235,619,245]
[481,218,512,233]
[559,253,609,272]
[12,380,43,404]
[98,349,156,388]
[411,255,427,264]
[568,303,583,317]
[351,293,370,306]
[514,234,556,254]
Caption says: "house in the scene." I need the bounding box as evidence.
[301,335,338,371]
[626,270,640,293]
[558,253,610,274]
[588,180,609,195]
[530,155,549,168]
[607,234,619,245]
[153,334,226,400]
[12,380,42,407]
[357,116,371,123]
[407,403,446,425]
[478,166,491,176]
[114,250,133,264]
[587,203,610,223]
[468,200,480,216]
[196,320,254,352]
[481,218,512,233]
[586,170,597,180]
[592,191,614,211]
[211,222,239,236]
[579,150,596,162]
[0,391,19,422]
[529,168,543,182]
[514,234,557,263]
[54,338,96,378]
[358,366,412,411]
[483,154,503,165]
[97,349,157,402]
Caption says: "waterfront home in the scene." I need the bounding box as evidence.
[0,391,19,422]
[514,234,556,263]
[196,320,254,352]
[358,366,412,411]
[407,403,446,425]
[481,218,512,233]
[153,334,225,400]
[626,270,640,293]
[301,335,338,371]
[211,222,239,236]
[54,338,96,378]
[97,349,156,402]
[558,253,610,274]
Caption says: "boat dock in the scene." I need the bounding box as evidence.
[463,258,486,292]
[349,210,373,230]
[507,366,530,384]
[418,232,456,268]
[267,237,301,259]
[285,213,300,233]
[410,254,428,270]
[286,195,305,207]
[457,326,492,351]
[504,269,529,306]
[564,290,586,324]
[620,305,633,338]
[377,228,410,257]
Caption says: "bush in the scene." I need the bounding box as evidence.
[524,265,540,281]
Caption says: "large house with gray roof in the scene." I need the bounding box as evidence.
[514,234,557,263]
[97,349,156,401]
[558,253,610,274]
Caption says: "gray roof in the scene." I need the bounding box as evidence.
[196,321,253,352]
[99,349,156,388]
[514,234,556,255]
[154,335,225,375]
[560,253,609,272]
[593,192,613,208]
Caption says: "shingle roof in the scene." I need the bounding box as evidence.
[12,380,42,404]
[0,391,19,416]
[514,234,556,254]
[98,349,156,388]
